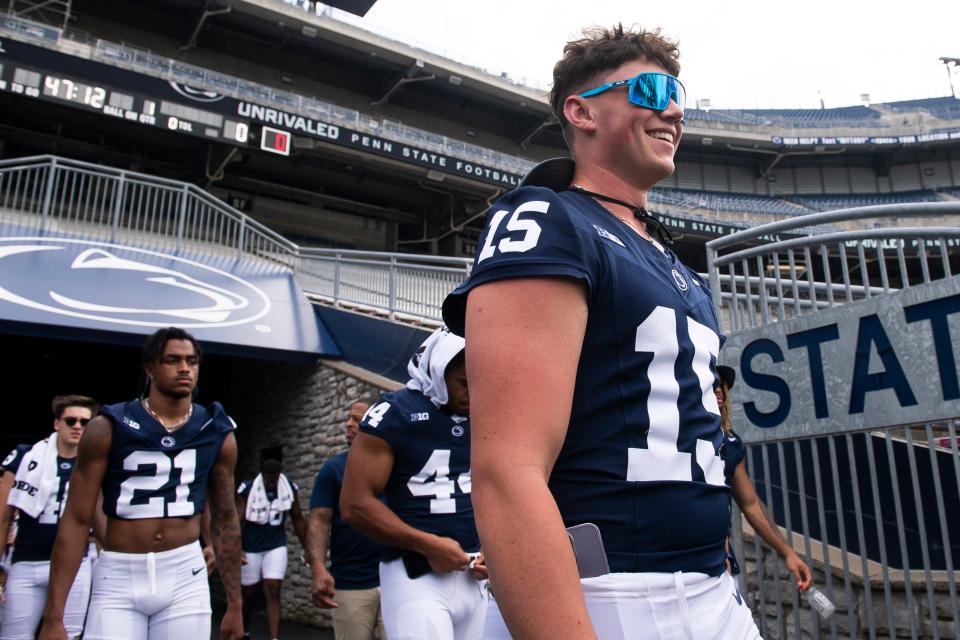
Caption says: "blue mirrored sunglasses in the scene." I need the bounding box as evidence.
[580,72,686,112]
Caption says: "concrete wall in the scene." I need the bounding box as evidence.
[228,358,401,628]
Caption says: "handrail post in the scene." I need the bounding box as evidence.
[176,184,189,253]
[237,218,246,259]
[333,252,341,300]
[388,256,397,319]
[706,245,721,315]
[110,171,126,243]
[40,158,58,230]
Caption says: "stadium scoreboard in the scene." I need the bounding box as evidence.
[0,38,524,187]
[0,42,250,146]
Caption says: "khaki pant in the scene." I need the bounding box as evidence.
[331,586,385,640]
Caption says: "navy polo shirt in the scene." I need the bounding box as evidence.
[310,450,383,590]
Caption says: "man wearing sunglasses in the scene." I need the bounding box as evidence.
[443,24,759,640]
[0,395,101,639]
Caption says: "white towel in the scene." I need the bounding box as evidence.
[406,326,466,408]
[7,433,60,518]
[244,473,294,525]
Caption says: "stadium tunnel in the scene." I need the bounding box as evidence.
[0,275,432,464]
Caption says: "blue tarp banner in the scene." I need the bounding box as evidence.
[0,235,339,360]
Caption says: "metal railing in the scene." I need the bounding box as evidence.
[0,155,471,322]
[706,203,960,332]
[0,155,298,265]
[296,247,470,322]
[706,203,960,639]
[0,12,536,177]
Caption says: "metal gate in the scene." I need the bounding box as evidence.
[706,203,960,639]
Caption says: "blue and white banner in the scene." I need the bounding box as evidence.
[0,236,339,359]
[721,274,960,442]
[773,129,960,146]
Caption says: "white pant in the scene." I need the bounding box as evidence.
[82,541,211,640]
[1,558,91,639]
[240,545,288,585]
[483,571,760,640]
[380,557,487,640]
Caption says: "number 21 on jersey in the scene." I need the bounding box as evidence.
[117,450,197,518]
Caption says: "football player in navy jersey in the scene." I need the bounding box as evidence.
[340,328,487,640]
[38,327,244,640]
[442,25,761,640]
[0,395,102,640]
[716,366,812,592]
[236,457,309,640]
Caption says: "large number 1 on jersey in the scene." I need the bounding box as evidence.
[628,305,725,487]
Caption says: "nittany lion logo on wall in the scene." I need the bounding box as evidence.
[0,237,271,328]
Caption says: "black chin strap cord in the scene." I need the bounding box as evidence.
[567,185,674,245]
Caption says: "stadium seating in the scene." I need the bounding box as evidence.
[649,187,813,216]
[686,105,883,129]
[787,191,943,211]
[883,97,960,120]
[686,98,960,129]
[647,187,954,226]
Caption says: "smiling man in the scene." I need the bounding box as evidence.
[443,25,759,640]
[0,395,100,640]
[38,327,244,640]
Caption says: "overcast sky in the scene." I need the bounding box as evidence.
[332,0,960,110]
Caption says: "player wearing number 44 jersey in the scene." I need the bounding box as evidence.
[39,327,244,640]
[443,25,761,640]
[341,327,488,640]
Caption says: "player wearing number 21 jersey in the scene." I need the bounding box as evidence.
[340,327,487,640]
[443,25,760,640]
[39,327,244,640]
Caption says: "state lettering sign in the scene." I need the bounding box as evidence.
[721,274,960,442]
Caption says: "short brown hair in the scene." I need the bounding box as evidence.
[52,395,99,420]
[550,24,681,140]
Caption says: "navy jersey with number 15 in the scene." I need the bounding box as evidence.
[444,186,730,576]
[359,388,478,561]
[100,400,236,520]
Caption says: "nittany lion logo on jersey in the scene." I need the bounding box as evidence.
[160,436,176,448]
[0,238,271,328]
[672,269,688,292]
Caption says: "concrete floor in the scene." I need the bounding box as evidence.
[211,606,334,640]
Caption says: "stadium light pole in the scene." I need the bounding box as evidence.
[940,57,959,98]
